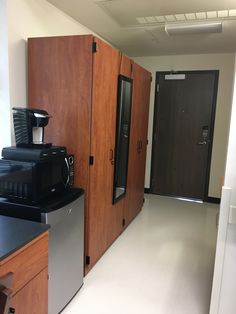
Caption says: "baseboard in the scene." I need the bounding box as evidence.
[206,197,221,204]
[144,188,150,194]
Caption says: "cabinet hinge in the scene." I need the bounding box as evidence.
[122,219,126,227]
[89,156,94,165]
[86,255,90,265]
[92,42,97,53]
[156,84,160,93]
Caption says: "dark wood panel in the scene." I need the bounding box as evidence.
[86,37,122,271]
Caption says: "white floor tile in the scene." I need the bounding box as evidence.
[62,194,218,314]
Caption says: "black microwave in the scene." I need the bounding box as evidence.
[0,155,74,202]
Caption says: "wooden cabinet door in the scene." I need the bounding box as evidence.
[28,35,93,273]
[124,62,151,225]
[134,63,151,208]
[11,268,48,314]
[120,54,132,78]
[86,37,122,271]
[28,35,93,193]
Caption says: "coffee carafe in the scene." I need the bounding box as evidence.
[12,107,52,148]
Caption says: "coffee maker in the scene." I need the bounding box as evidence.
[12,107,52,148]
[2,107,67,161]
[0,107,74,201]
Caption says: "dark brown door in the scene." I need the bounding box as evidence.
[151,71,218,200]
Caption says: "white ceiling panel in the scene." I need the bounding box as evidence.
[47,0,236,56]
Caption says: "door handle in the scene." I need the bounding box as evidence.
[197,141,207,145]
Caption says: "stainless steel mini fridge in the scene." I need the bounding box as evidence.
[0,188,84,314]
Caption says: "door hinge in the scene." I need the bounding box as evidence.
[143,198,145,204]
[122,219,126,227]
[86,255,90,265]
[131,63,133,73]
[150,76,153,82]
[89,156,94,165]
[156,84,160,93]
[147,139,148,145]
[92,42,97,53]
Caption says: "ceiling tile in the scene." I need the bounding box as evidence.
[185,13,196,20]
[229,9,236,17]
[165,15,176,22]
[217,10,229,18]
[196,12,207,19]
[175,14,186,21]
[207,11,218,18]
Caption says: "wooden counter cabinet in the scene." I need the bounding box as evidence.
[0,232,49,314]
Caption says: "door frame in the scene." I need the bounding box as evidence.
[150,70,219,201]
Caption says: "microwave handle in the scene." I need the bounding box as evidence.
[64,157,70,187]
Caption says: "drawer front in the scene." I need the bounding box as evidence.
[0,233,48,295]
[10,267,48,314]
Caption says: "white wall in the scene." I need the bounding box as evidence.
[210,56,236,314]
[6,0,94,142]
[217,55,236,314]
[0,0,11,152]
[134,54,235,198]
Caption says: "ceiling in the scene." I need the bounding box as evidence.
[47,0,236,57]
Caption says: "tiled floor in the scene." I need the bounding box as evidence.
[62,194,218,314]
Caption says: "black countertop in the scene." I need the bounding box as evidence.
[0,215,49,262]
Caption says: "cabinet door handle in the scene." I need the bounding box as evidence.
[109,149,115,165]
[9,308,16,313]
[109,149,113,161]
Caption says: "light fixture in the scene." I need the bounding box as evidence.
[165,21,223,35]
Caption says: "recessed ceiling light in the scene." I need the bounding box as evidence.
[185,13,196,20]
[229,9,236,17]
[165,15,176,22]
[217,10,228,18]
[136,17,147,24]
[165,22,223,35]
[196,12,207,19]
[155,16,166,22]
[175,14,186,21]
[207,11,217,18]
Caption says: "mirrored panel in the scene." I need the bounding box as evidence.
[113,75,133,203]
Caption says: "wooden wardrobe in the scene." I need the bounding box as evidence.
[28,35,151,273]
